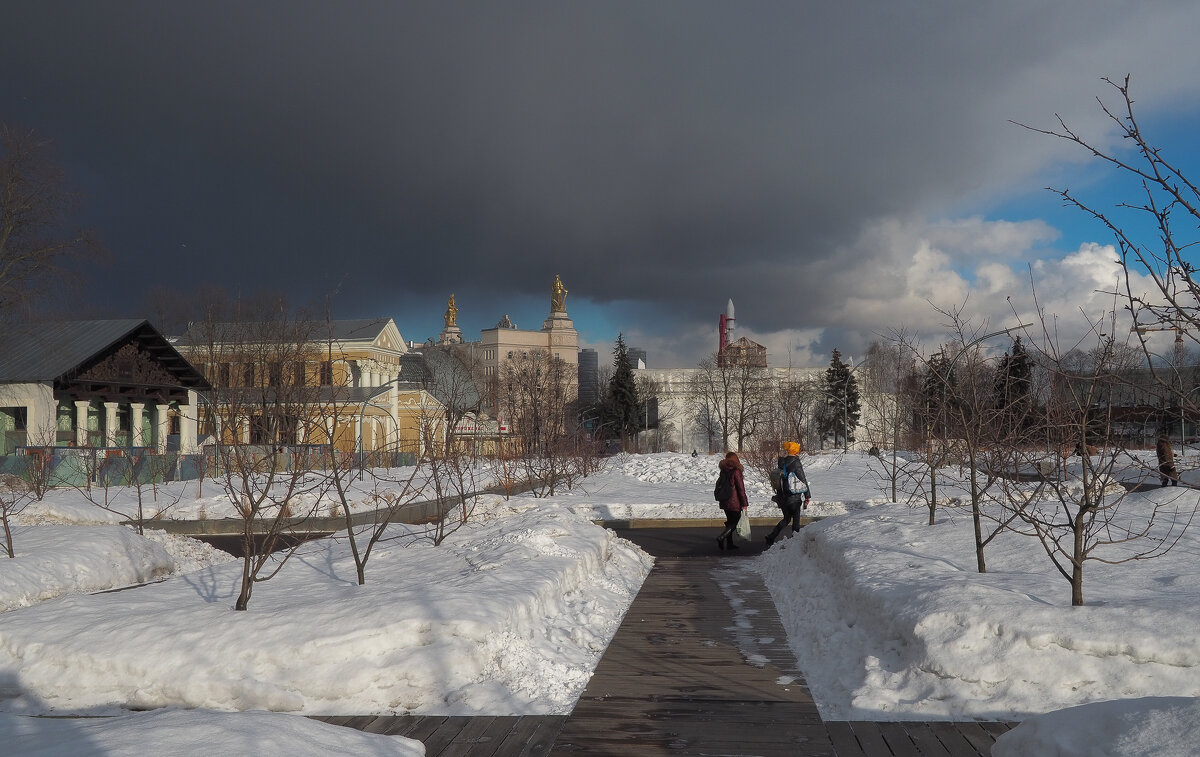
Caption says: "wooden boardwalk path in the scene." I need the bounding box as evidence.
[314,525,1014,755]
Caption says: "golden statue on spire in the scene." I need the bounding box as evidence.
[444,294,458,327]
[551,275,568,313]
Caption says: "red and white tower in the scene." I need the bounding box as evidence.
[719,298,736,353]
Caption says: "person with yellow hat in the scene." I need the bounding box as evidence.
[765,441,811,546]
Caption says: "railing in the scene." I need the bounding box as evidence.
[0,445,418,488]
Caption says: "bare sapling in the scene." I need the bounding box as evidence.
[0,474,36,558]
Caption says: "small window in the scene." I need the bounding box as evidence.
[6,407,28,431]
[320,361,333,385]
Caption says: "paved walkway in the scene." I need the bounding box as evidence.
[315,524,1014,755]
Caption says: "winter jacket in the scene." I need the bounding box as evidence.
[1157,438,1175,466]
[777,454,812,506]
[717,457,749,512]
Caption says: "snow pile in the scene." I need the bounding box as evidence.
[759,486,1200,721]
[0,494,651,716]
[0,709,423,757]
[0,526,235,612]
[992,697,1200,757]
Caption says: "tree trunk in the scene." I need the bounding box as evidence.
[1071,507,1088,606]
[969,458,986,573]
[235,530,254,610]
[235,561,253,610]
[928,466,937,525]
[2,514,14,558]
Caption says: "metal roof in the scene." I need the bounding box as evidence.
[0,319,210,391]
[176,318,397,346]
[0,319,147,382]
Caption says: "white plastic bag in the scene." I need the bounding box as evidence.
[735,511,752,541]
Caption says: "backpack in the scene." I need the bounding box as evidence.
[782,470,807,496]
[714,470,734,502]
[774,459,807,497]
[769,467,784,493]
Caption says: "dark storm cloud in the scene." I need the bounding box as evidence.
[5,1,1200,363]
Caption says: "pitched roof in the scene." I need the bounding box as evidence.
[323,318,394,341]
[176,318,404,350]
[0,319,146,382]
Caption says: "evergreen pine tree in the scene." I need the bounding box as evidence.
[992,337,1033,436]
[921,351,958,437]
[602,333,641,444]
[822,349,862,447]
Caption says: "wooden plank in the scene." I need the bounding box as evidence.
[826,722,868,757]
[309,715,354,727]
[516,716,566,757]
[460,716,524,757]
[419,716,473,755]
[903,723,955,757]
[950,722,1003,755]
[927,722,986,757]
[398,716,449,744]
[356,716,423,736]
[436,716,505,757]
[877,722,921,757]
[978,721,1016,737]
[847,722,893,755]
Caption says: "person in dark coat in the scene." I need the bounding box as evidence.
[766,441,812,546]
[1157,436,1179,487]
[715,451,749,551]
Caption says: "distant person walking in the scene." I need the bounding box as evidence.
[766,442,811,546]
[1157,436,1179,487]
[715,451,749,551]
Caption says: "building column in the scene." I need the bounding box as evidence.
[129,402,146,447]
[180,391,200,454]
[353,416,362,457]
[43,399,60,446]
[74,401,91,446]
[155,404,171,453]
[390,379,401,447]
[103,402,119,447]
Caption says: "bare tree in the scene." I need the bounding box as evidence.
[497,349,577,495]
[685,352,773,452]
[0,125,98,319]
[862,335,928,505]
[1017,75,1200,433]
[79,450,185,536]
[995,305,1197,605]
[934,309,1028,573]
[182,305,328,611]
[0,473,36,558]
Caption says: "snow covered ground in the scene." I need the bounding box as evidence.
[3,449,1199,755]
[11,463,498,524]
